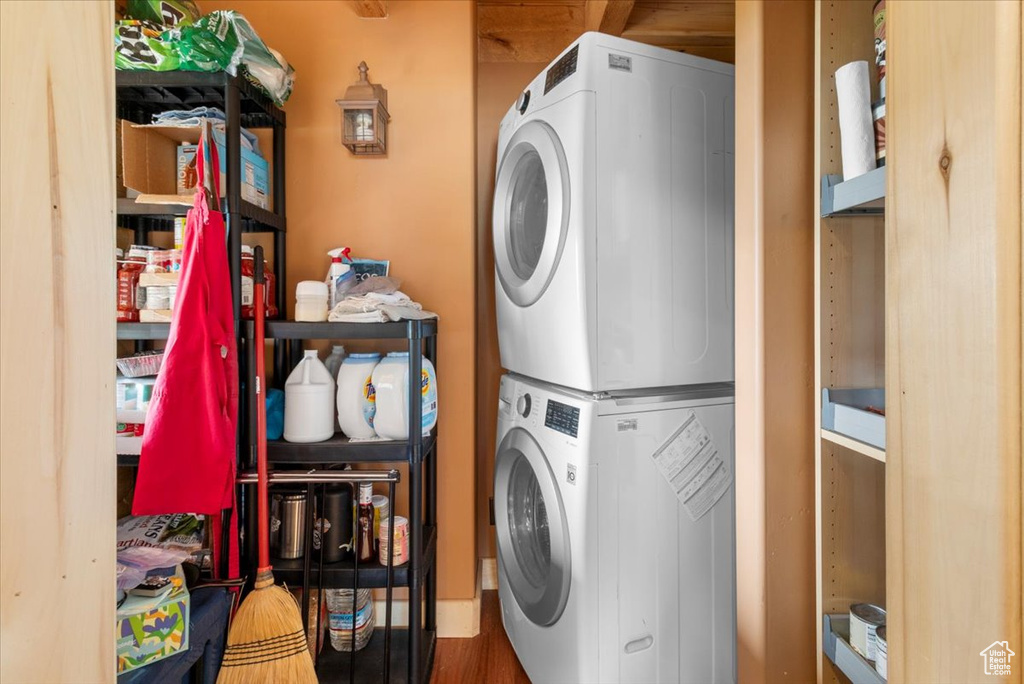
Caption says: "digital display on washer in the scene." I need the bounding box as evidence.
[544,44,579,95]
[545,400,580,438]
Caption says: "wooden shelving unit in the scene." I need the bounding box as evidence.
[814,1,888,682]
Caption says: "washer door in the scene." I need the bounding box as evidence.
[493,120,570,307]
[494,426,571,626]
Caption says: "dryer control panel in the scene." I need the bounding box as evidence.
[545,399,580,438]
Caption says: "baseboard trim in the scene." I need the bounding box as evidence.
[482,557,498,591]
[366,566,483,638]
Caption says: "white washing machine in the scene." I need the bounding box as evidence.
[493,32,735,392]
[495,373,736,683]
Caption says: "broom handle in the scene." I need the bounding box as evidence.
[254,246,271,572]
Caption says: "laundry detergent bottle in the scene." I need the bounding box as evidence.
[284,350,336,443]
[337,353,381,439]
[371,352,438,440]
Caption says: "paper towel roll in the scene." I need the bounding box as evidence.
[835,61,876,180]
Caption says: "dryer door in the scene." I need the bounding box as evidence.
[493,120,570,307]
[494,426,571,626]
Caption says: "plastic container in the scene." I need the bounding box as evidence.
[241,245,278,319]
[323,345,347,381]
[284,350,336,443]
[371,352,438,440]
[326,248,355,308]
[336,353,381,439]
[327,587,375,652]
[116,351,164,378]
[371,494,389,542]
[294,281,329,322]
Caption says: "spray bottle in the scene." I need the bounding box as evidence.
[326,247,355,308]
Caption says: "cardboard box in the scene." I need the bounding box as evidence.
[116,581,190,673]
[176,128,269,208]
[120,121,271,210]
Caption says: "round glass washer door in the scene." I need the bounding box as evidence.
[494,426,571,626]
[492,120,570,307]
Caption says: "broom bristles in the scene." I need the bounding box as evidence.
[217,571,318,684]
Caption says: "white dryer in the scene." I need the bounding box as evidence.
[493,32,735,392]
[494,373,736,683]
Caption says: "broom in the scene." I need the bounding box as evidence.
[218,247,318,684]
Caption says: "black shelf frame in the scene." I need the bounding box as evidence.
[115,72,287,605]
[314,629,436,684]
[272,526,437,588]
[116,68,288,317]
[242,321,439,684]
[268,433,438,465]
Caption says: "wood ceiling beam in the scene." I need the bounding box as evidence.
[585,0,635,35]
[349,0,387,18]
[479,3,585,63]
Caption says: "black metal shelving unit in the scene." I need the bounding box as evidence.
[242,319,439,684]
[115,71,287,584]
[115,69,288,316]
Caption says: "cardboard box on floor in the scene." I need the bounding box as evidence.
[119,121,274,211]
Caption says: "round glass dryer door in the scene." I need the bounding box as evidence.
[494,426,571,626]
[493,120,570,307]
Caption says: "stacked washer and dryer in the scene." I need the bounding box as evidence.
[491,33,737,683]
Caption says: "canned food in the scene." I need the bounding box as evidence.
[379,515,409,566]
[875,625,888,678]
[850,603,887,661]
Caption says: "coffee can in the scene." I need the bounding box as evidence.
[850,603,887,661]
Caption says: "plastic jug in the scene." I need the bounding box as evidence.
[371,352,438,440]
[337,353,381,439]
[284,350,336,443]
[324,345,347,381]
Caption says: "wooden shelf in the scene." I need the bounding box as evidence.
[821,429,886,463]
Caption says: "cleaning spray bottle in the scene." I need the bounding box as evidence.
[326,247,355,308]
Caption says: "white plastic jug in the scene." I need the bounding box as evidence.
[337,353,381,439]
[284,350,336,443]
[371,352,438,440]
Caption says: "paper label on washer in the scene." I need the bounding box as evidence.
[608,54,632,72]
[651,410,732,521]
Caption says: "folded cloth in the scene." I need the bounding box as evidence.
[328,290,438,323]
[151,107,261,154]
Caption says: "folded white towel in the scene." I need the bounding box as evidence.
[327,290,438,323]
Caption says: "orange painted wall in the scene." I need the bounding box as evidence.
[204,0,478,600]
[475,61,546,559]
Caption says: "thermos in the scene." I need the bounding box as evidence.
[318,484,354,563]
[278,490,308,560]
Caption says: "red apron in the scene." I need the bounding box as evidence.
[133,131,239,576]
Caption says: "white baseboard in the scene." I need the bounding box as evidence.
[482,557,498,591]
[363,564,483,638]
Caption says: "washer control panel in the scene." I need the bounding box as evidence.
[544,399,580,438]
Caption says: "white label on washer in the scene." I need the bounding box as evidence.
[617,418,638,432]
[608,54,632,72]
[566,463,577,485]
[651,410,732,521]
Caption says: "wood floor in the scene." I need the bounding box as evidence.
[431,591,531,684]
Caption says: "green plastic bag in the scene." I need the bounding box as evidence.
[114,20,182,71]
[178,11,294,105]
[124,0,201,27]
